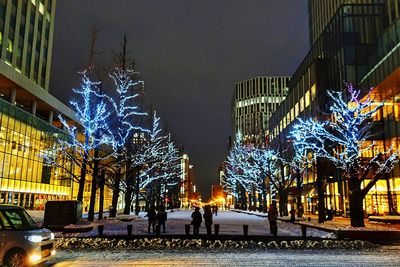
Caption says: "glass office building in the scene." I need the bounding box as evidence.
[0,97,73,209]
[0,0,78,211]
[269,3,400,216]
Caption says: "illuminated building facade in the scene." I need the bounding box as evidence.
[232,76,289,146]
[0,0,113,212]
[0,0,78,210]
[179,153,199,208]
[269,1,400,216]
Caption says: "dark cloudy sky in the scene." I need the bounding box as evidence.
[50,0,309,200]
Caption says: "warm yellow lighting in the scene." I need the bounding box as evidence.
[39,3,45,15]
[30,254,41,263]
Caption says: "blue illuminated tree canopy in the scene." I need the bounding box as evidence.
[290,84,398,227]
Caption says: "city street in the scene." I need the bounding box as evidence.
[46,247,400,266]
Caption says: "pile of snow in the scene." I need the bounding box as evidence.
[54,237,375,250]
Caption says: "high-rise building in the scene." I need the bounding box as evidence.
[269,1,400,216]
[0,0,55,90]
[0,0,79,210]
[232,76,289,145]
[308,0,383,46]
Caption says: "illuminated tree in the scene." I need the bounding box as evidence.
[223,132,255,209]
[290,84,398,227]
[44,70,113,203]
[107,35,148,217]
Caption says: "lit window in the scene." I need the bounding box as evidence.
[311,84,317,100]
[300,97,304,112]
[39,3,45,15]
[305,90,310,107]
[7,39,13,52]
[290,108,294,122]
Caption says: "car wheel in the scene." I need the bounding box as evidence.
[5,250,26,267]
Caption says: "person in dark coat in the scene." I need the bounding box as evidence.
[268,204,278,237]
[156,207,167,233]
[203,205,213,235]
[191,206,202,235]
[290,208,296,223]
[146,206,157,233]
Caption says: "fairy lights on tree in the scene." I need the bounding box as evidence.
[290,84,398,227]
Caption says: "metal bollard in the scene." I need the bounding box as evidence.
[98,224,104,237]
[214,224,220,236]
[156,224,161,236]
[301,225,307,238]
[185,224,190,236]
[127,224,133,236]
[243,224,249,237]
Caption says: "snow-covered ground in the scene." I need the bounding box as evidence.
[45,247,400,266]
[56,210,332,238]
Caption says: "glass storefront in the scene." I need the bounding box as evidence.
[0,97,74,209]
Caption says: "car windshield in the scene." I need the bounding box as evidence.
[0,209,39,231]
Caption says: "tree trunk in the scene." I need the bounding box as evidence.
[386,177,394,215]
[261,176,267,213]
[110,171,121,218]
[349,175,365,227]
[88,145,100,221]
[98,170,105,220]
[123,162,134,215]
[77,153,88,202]
[134,167,141,215]
[317,176,326,223]
[241,186,247,210]
[123,182,133,214]
[88,160,99,221]
[296,169,302,210]
[278,186,288,216]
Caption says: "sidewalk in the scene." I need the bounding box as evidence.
[304,215,400,231]
[294,215,400,241]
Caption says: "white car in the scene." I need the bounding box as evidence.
[0,205,56,267]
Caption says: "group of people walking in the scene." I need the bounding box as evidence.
[146,206,167,233]
[145,204,285,237]
[191,205,215,235]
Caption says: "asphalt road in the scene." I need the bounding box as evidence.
[45,247,400,266]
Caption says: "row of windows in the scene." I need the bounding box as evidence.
[235,77,290,100]
[269,5,386,144]
[0,98,73,193]
[270,86,315,141]
[0,0,53,89]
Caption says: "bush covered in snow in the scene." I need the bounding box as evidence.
[54,237,375,250]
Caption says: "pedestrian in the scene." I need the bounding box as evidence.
[156,206,167,233]
[214,205,218,216]
[268,204,278,237]
[290,208,296,223]
[146,205,157,233]
[191,206,202,235]
[203,205,213,235]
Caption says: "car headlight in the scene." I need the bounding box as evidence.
[50,233,55,240]
[30,254,42,262]
[25,235,43,242]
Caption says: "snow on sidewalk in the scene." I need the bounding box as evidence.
[60,210,332,238]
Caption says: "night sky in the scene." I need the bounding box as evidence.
[50,0,309,200]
